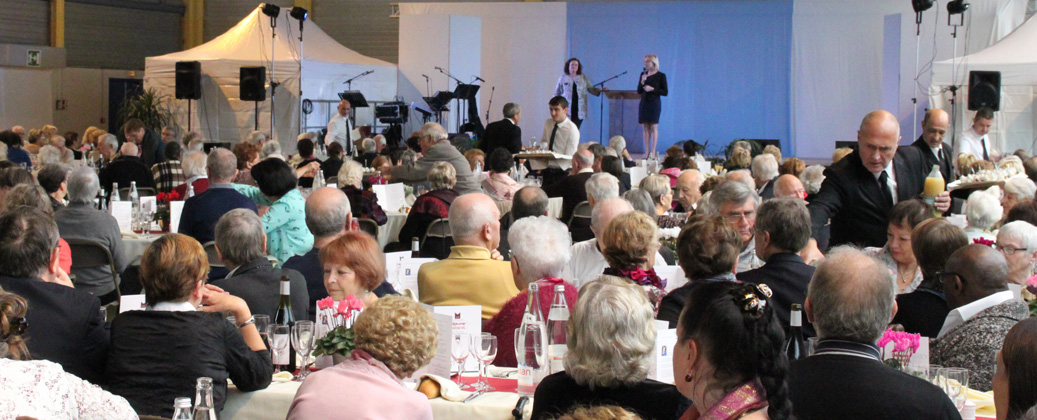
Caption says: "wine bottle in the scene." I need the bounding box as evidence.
[411,237,421,258]
[517,282,548,396]
[784,303,807,362]
[547,284,569,374]
[274,275,297,373]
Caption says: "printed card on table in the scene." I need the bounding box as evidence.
[394,259,436,300]
[629,167,648,189]
[426,305,482,373]
[408,311,454,380]
[169,201,185,233]
[111,202,133,232]
[649,320,678,384]
[139,196,157,214]
[119,294,147,313]
[372,183,407,212]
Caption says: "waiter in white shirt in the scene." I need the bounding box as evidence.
[537,96,580,186]
[954,107,998,165]
[327,100,354,155]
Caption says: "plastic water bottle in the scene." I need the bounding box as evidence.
[547,284,569,374]
[171,397,193,420]
[517,282,548,396]
[129,181,140,212]
[192,377,216,420]
[315,169,326,188]
[475,161,483,175]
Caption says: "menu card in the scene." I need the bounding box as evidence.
[383,251,436,299]
[630,167,648,188]
[649,320,678,384]
[372,183,407,212]
[408,310,454,380]
[111,202,133,232]
[118,294,147,313]
[427,305,482,373]
[170,201,185,233]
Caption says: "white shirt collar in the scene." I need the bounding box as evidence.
[507,118,517,125]
[872,161,894,180]
[938,290,1016,337]
[577,167,594,174]
[147,301,197,312]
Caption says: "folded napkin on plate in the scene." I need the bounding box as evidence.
[415,374,466,402]
[967,387,995,418]
[120,231,140,239]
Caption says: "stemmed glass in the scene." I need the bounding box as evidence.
[469,333,498,391]
[943,368,969,411]
[451,333,470,386]
[292,321,316,381]
[269,324,290,373]
[254,315,270,347]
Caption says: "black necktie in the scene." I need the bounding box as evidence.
[878,171,893,207]
[549,124,559,151]
[982,138,990,161]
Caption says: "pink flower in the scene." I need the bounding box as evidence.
[973,237,995,247]
[317,297,335,310]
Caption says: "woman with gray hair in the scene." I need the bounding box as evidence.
[609,135,635,167]
[624,188,657,223]
[531,275,683,420]
[965,186,1003,244]
[173,150,209,199]
[996,221,1037,287]
[1002,177,1036,219]
[641,174,685,228]
[486,216,577,367]
[337,159,388,225]
[799,165,826,198]
[397,162,459,246]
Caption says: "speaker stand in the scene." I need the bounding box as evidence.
[255,101,260,131]
[187,99,193,132]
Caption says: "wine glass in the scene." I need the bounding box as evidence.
[254,315,270,346]
[269,324,290,374]
[451,333,470,387]
[469,333,498,391]
[943,368,969,411]
[292,321,316,381]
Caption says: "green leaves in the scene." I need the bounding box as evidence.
[313,326,356,357]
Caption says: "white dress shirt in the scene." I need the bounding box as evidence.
[565,238,665,289]
[954,126,996,163]
[871,162,899,205]
[147,301,197,312]
[539,117,580,170]
[327,113,354,154]
[937,289,1016,338]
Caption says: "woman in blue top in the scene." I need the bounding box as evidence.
[234,158,315,263]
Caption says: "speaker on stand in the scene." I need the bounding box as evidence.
[967,71,1001,111]
[175,61,201,132]
[240,66,267,131]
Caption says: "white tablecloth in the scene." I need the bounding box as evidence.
[547,197,563,219]
[121,234,160,266]
[377,211,408,248]
[223,380,530,420]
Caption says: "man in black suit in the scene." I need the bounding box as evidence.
[737,198,816,337]
[808,110,951,248]
[789,247,962,420]
[210,209,310,321]
[99,142,157,196]
[911,109,953,185]
[0,207,109,385]
[123,118,165,168]
[480,103,523,155]
[498,186,550,261]
[543,149,596,223]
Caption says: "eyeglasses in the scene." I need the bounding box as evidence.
[935,270,966,286]
[724,210,756,223]
[996,244,1030,256]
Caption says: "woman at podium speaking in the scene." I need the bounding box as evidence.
[555,58,603,129]
[638,54,667,158]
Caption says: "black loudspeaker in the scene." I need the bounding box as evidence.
[240,67,267,101]
[175,61,201,100]
[968,71,1001,111]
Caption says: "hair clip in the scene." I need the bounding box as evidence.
[739,284,772,316]
[1,317,27,340]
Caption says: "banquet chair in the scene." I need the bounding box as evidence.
[357,218,379,237]
[66,238,121,316]
[568,201,592,226]
[202,241,224,268]
[421,218,453,260]
[118,187,156,200]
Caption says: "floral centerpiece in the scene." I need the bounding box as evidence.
[1025,275,1037,317]
[878,329,921,371]
[312,295,365,360]
[154,191,180,232]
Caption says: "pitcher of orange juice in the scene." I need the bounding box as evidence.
[923,165,944,209]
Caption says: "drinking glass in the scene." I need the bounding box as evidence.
[291,321,316,381]
[469,333,498,391]
[254,315,270,343]
[928,365,945,386]
[269,324,290,374]
[451,333,469,386]
[943,368,969,411]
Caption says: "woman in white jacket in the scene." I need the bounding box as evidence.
[554,58,602,129]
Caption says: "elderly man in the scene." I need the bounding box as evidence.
[708,180,764,272]
[0,207,109,385]
[808,110,950,249]
[737,198,816,337]
[96,133,120,164]
[358,137,379,167]
[99,142,156,196]
[54,167,128,303]
[544,149,596,223]
[160,125,179,144]
[179,148,258,245]
[566,197,665,288]
[481,103,523,155]
[284,187,397,319]
[789,247,961,420]
[932,244,1028,391]
[151,142,186,194]
[486,216,578,367]
[955,107,998,163]
[123,118,165,168]
[499,186,550,260]
[418,193,519,319]
[327,99,355,155]
[210,209,309,321]
[751,153,779,200]
[388,122,481,194]
[912,109,953,185]
[675,169,704,212]
[772,174,806,199]
[569,172,620,242]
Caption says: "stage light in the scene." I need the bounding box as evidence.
[947,0,969,15]
[290,7,308,21]
[912,0,933,13]
[261,3,281,18]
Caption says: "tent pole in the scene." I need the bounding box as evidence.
[299,18,304,138]
[270,14,278,141]
[912,13,922,142]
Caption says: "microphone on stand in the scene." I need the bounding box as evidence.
[422,74,430,80]
[473,76,485,82]
[435,66,445,72]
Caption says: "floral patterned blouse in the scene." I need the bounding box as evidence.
[232,185,314,263]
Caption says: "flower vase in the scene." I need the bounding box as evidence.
[892,349,915,371]
[331,351,353,365]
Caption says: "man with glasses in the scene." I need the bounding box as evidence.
[708,180,763,272]
[932,244,1028,391]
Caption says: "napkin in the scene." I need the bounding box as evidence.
[416,374,466,402]
[967,388,995,418]
[272,371,294,382]
[120,231,140,239]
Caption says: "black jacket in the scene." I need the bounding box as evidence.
[0,275,109,385]
[211,257,311,322]
[808,148,927,248]
[480,118,522,155]
[893,286,951,338]
[736,252,816,337]
[543,171,594,223]
[532,371,686,420]
[99,155,156,195]
[106,310,272,417]
[911,136,953,185]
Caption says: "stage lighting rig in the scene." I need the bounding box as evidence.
[947,0,969,15]
[912,0,933,13]
[290,7,308,21]
[261,3,281,18]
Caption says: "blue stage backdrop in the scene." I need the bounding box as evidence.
[566,0,793,157]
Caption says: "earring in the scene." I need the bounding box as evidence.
[684,373,693,383]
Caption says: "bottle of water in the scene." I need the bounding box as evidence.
[171,397,193,420]
[517,282,548,396]
[475,161,483,175]
[315,169,326,189]
[129,181,140,213]
[192,377,217,420]
[111,182,122,202]
[547,284,569,374]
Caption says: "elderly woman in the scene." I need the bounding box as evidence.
[995,319,1037,420]
[658,214,743,328]
[397,161,459,246]
[673,281,792,420]
[320,231,391,308]
[1002,177,1036,219]
[609,135,635,167]
[600,211,666,309]
[0,287,138,418]
[996,221,1037,287]
[640,175,680,228]
[464,149,485,172]
[965,186,1003,244]
[864,199,934,294]
[893,218,968,337]
[725,147,751,171]
[106,233,271,417]
[624,188,656,222]
[486,216,578,367]
[799,165,825,199]
[288,296,437,420]
[337,159,388,225]
[482,148,523,201]
[173,150,209,199]
[232,141,261,186]
[233,158,314,263]
[531,276,684,420]
[779,157,805,177]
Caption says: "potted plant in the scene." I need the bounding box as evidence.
[117,88,174,131]
[154,191,180,232]
[312,296,365,364]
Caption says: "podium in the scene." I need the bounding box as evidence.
[605,90,643,155]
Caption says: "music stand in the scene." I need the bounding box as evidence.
[338,91,369,108]
[424,91,454,123]
[452,84,480,130]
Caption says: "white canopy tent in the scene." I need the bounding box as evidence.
[930,14,1037,155]
[145,6,398,149]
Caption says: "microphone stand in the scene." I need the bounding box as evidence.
[486,86,495,122]
[437,67,463,130]
[594,70,627,144]
[342,70,374,128]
